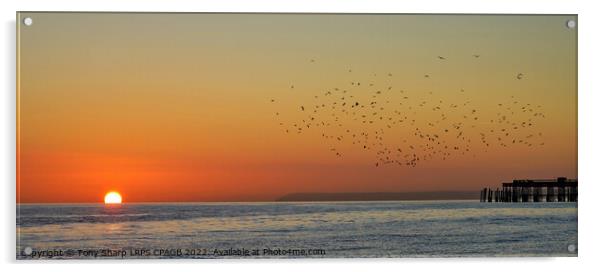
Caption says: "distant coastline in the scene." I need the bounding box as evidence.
[276,191,480,202]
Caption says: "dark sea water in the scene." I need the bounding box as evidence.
[16,201,577,259]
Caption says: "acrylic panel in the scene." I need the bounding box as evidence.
[16,12,577,259]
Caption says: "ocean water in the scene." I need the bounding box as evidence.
[16,201,577,259]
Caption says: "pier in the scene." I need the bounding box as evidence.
[480,177,577,202]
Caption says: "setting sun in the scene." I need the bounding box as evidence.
[104,192,122,204]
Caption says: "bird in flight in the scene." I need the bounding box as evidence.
[438,56,446,60]
[473,54,480,58]
[516,73,524,80]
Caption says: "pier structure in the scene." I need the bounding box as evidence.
[480,177,577,202]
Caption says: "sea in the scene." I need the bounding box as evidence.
[16,201,577,259]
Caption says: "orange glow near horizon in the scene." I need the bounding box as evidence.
[17,13,577,203]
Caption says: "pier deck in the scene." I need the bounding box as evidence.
[480,177,577,202]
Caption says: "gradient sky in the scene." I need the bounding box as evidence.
[17,13,577,203]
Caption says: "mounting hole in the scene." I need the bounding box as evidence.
[23,246,32,255]
[566,20,576,29]
[568,244,576,252]
[23,17,33,26]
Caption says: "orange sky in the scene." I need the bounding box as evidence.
[17,13,577,203]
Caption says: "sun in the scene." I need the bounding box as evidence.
[104,191,122,204]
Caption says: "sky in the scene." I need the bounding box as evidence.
[17,13,577,203]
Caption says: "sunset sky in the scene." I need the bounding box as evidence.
[17,13,577,203]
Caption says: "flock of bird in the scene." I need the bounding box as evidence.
[271,55,546,168]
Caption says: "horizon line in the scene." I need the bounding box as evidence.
[17,199,481,205]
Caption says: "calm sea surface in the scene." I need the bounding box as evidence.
[16,201,577,259]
